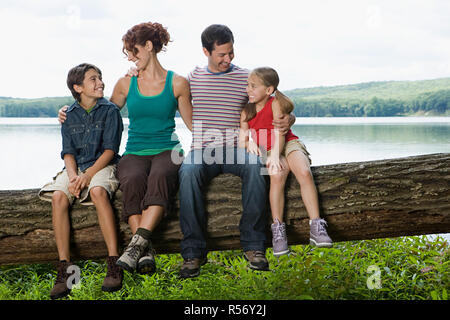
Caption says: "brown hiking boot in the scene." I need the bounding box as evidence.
[102,256,123,292]
[50,260,74,300]
[179,257,207,279]
[244,250,270,271]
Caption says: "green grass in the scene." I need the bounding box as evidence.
[0,236,448,300]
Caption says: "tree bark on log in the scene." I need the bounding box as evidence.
[0,153,449,265]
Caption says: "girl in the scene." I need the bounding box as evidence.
[239,67,332,256]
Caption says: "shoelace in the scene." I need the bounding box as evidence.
[316,219,328,235]
[273,223,286,242]
[124,235,146,260]
[126,244,143,260]
[106,258,121,277]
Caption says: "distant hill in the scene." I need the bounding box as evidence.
[1,77,449,117]
[0,96,75,117]
[0,96,130,118]
[285,77,450,117]
[285,77,450,101]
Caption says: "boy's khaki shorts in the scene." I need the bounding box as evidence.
[267,139,312,164]
[38,164,119,206]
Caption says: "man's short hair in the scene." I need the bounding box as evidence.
[201,24,234,53]
[67,63,102,102]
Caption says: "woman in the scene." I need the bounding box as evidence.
[110,22,192,274]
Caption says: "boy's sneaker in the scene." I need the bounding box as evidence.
[50,260,74,300]
[244,250,270,271]
[116,234,148,272]
[102,256,123,292]
[271,219,290,256]
[309,218,333,248]
[137,246,156,275]
[179,257,207,279]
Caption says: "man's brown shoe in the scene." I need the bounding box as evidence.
[50,260,74,300]
[102,256,123,292]
[244,250,270,271]
[179,257,207,279]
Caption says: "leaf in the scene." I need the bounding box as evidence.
[408,256,418,265]
[430,290,439,300]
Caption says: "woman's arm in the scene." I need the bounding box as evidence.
[109,77,130,109]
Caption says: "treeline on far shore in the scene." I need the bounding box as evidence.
[290,89,450,117]
[1,77,449,117]
[0,96,131,118]
[286,77,450,117]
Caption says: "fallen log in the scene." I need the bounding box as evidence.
[0,153,449,265]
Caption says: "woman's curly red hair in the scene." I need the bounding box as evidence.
[122,22,171,56]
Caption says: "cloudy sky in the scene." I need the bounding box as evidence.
[1,0,449,98]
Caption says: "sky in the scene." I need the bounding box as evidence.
[0,0,449,99]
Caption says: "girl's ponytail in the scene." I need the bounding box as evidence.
[274,89,294,114]
[243,102,257,122]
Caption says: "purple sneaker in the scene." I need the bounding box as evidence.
[309,218,333,248]
[271,219,290,256]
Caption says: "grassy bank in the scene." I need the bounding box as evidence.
[0,236,448,300]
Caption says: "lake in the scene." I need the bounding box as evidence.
[1,116,448,190]
[0,116,449,240]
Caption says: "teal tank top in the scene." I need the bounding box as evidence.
[124,71,181,155]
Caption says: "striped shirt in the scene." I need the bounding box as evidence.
[188,64,249,149]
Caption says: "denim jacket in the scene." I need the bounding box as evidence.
[61,97,123,171]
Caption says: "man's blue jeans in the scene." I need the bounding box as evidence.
[178,146,268,260]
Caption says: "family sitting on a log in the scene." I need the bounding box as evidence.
[38,22,332,300]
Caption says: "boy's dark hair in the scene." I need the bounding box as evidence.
[67,63,102,102]
[201,24,234,53]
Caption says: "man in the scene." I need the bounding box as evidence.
[179,24,295,278]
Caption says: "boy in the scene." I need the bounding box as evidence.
[39,63,124,299]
